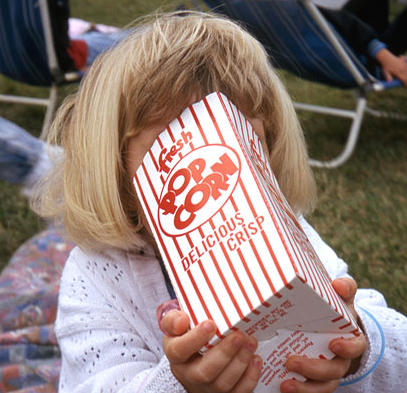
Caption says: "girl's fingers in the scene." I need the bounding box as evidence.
[329,335,367,359]
[280,378,339,393]
[285,355,350,381]
[230,355,263,393]
[163,320,217,363]
[331,278,357,305]
[208,335,259,392]
[178,332,252,384]
[157,299,181,334]
[159,309,190,336]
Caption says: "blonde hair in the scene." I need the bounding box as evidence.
[32,11,316,251]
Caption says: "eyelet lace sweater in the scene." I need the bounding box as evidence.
[55,217,407,392]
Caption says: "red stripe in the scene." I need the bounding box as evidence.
[207,217,245,318]
[148,150,159,172]
[141,163,159,203]
[133,174,198,325]
[249,237,278,293]
[177,116,185,129]
[172,237,184,260]
[208,247,245,321]
[339,322,352,330]
[203,96,226,145]
[157,135,164,149]
[219,241,254,310]
[186,233,194,248]
[236,247,264,304]
[167,125,176,143]
[197,257,232,329]
[189,106,209,145]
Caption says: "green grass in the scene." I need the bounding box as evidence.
[0,0,406,316]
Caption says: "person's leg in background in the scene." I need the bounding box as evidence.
[72,30,129,67]
[0,117,61,195]
[380,6,407,55]
[343,0,390,34]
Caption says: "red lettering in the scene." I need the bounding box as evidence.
[168,168,190,195]
[181,130,192,144]
[202,172,228,200]
[188,158,206,183]
[174,205,195,230]
[235,231,245,245]
[159,190,177,215]
[184,183,211,212]
[158,130,193,173]
[181,256,190,271]
[188,249,198,264]
[210,153,238,180]
[255,215,265,230]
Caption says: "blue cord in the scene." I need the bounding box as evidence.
[339,307,385,386]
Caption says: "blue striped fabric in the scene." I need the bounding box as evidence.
[204,0,371,88]
[0,0,52,86]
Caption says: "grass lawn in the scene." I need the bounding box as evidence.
[0,0,406,316]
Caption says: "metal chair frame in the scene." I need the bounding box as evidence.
[197,0,406,168]
[0,0,79,139]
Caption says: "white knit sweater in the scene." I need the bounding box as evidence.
[55,217,407,392]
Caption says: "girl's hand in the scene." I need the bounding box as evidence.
[280,278,367,393]
[158,303,262,393]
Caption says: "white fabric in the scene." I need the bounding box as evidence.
[55,217,407,392]
[68,18,120,37]
[22,144,62,197]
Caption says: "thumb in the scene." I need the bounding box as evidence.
[332,277,357,305]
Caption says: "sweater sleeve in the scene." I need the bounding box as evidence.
[299,217,407,392]
[55,249,186,393]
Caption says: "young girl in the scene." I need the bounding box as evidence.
[32,11,407,393]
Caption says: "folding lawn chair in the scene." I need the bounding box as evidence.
[0,0,82,139]
[201,0,405,168]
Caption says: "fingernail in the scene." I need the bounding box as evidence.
[201,321,215,334]
[246,337,257,353]
[232,336,244,348]
[156,300,180,333]
[253,356,263,369]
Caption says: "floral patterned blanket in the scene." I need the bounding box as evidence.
[0,228,74,392]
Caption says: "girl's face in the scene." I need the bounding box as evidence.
[126,117,269,179]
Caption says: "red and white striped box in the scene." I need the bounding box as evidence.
[133,92,360,391]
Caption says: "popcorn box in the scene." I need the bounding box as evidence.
[133,92,360,391]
